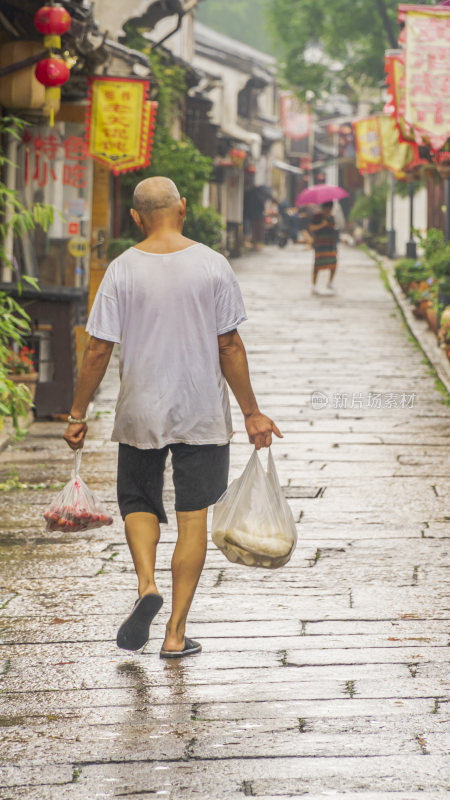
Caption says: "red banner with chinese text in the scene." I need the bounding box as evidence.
[86,77,156,174]
[384,51,415,144]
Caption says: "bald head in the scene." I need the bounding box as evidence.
[132,177,181,220]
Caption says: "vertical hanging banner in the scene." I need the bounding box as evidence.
[353,117,383,174]
[399,4,450,151]
[353,116,415,177]
[378,116,415,178]
[86,77,157,174]
[384,51,411,140]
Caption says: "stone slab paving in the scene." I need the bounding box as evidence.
[0,244,449,799]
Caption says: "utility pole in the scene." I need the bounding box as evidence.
[444,177,450,242]
[387,171,396,258]
[406,182,417,259]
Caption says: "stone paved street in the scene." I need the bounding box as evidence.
[0,244,449,799]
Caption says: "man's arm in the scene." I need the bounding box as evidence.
[218,329,282,450]
[63,336,114,450]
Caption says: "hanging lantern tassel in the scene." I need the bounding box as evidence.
[46,87,61,127]
[35,56,69,126]
[34,4,71,126]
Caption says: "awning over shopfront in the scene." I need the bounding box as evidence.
[273,160,304,175]
[262,125,283,144]
[220,121,261,160]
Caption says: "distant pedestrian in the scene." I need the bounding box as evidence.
[309,201,338,295]
[63,177,282,659]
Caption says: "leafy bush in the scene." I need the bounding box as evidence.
[107,238,136,261]
[394,258,430,286]
[427,244,450,281]
[349,180,388,235]
[183,203,223,250]
[438,317,450,346]
[0,292,33,429]
[0,116,55,275]
[0,115,54,432]
[416,227,446,262]
[407,278,436,305]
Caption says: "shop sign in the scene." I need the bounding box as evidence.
[86,77,157,174]
[353,115,415,178]
[280,92,311,141]
[23,132,88,188]
[67,236,89,257]
[353,117,383,174]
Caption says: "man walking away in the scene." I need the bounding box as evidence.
[64,177,282,658]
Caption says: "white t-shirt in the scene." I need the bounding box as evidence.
[85,243,247,449]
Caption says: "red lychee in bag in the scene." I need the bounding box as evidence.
[44,450,113,532]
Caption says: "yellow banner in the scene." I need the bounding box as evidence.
[354,116,415,176]
[378,116,414,178]
[87,78,151,173]
[353,118,382,173]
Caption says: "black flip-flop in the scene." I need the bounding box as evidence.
[160,636,202,659]
[116,593,163,651]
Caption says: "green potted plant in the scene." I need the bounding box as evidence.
[394,258,430,293]
[0,294,35,432]
[437,317,450,359]
[417,228,450,325]
[5,345,39,400]
[407,277,436,320]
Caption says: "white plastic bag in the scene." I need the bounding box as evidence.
[44,450,113,533]
[211,448,297,569]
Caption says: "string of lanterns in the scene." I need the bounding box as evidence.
[34,2,72,126]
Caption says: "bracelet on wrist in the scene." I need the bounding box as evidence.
[68,414,88,424]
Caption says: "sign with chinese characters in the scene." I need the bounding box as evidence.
[353,116,414,177]
[23,131,89,188]
[86,77,156,174]
[353,117,383,174]
[280,92,311,141]
[378,116,415,178]
[403,6,450,150]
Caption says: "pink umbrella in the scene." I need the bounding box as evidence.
[295,184,349,206]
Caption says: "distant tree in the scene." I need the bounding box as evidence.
[197,0,275,55]
[267,0,436,99]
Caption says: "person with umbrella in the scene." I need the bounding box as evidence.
[295,185,349,296]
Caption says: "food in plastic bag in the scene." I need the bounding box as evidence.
[44,450,113,532]
[211,448,297,569]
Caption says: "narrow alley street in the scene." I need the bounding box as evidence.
[1,244,449,799]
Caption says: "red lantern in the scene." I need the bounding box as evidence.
[35,57,70,87]
[33,4,72,125]
[34,4,71,35]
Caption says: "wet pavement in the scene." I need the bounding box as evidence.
[0,244,449,799]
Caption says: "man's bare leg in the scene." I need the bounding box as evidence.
[116,512,163,650]
[125,511,161,597]
[162,508,208,651]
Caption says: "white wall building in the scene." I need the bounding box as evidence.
[147,14,285,252]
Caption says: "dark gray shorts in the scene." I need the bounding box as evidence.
[117,442,230,523]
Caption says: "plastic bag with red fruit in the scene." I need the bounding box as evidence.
[44,450,113,533]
